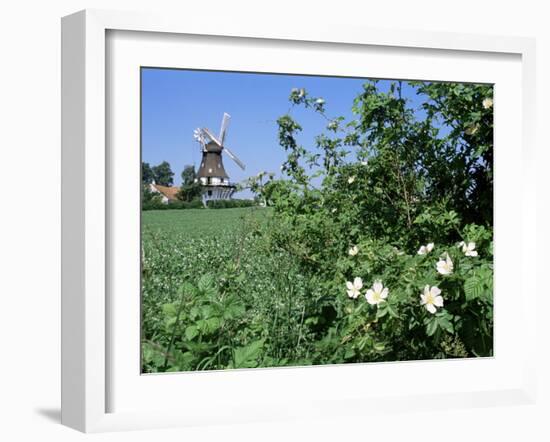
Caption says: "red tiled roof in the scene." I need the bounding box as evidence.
[152,184,180,201]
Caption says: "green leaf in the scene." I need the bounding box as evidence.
[162,303,177,317]
[142,342,165,367]
[464,276,482,301]
[196,317,221,334]
[426,318,438,336]
[179,281,196,296]
[185,325,198,340]
[436,316,454,334]
[232,340,264,369]
[464,270,492,302]
[222,301,245,320]
[376,303,388,318]
[198,274,215,295]
[387,303,399,318]
[344,348,356,359]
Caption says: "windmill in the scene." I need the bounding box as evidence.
[193,113,245,205]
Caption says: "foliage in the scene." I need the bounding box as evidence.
[142,199,204,211]
[177,164,202,202]
[206,199,257,209]
[258,81,493,361]
[142,208,305,372]
[141,80,494,373]
[152,161,174,186]
[141,183,164,210]
[142,162,154,184]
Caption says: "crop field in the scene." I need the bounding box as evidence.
[142,207,264,239]
[141,207,315,372]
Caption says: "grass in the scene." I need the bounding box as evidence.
[142,207,268,238]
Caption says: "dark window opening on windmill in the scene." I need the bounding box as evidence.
[208,190,212,196]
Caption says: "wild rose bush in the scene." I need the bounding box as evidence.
[256,80,494,361]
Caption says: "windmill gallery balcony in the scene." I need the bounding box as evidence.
[198,176,232,186]
[198,178,236,202]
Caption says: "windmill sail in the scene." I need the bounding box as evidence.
[219,112,231,145]
[223,146,245,170]
[202,127,222,146]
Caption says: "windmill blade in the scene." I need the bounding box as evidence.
[202,127,222,146]
[193,128,207,151]
[219,112,231,145]
[223,146,246,170]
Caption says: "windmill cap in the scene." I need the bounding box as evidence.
[205,141,223,153]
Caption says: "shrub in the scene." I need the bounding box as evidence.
[255,81,494,360]
[206,199,257,209]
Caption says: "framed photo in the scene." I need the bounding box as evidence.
[61,9,537,433]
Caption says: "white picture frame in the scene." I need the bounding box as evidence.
[61,9,537,433]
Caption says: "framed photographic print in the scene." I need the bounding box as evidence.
[61,9,537,433]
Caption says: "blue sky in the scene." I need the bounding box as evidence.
[141,68,422,197]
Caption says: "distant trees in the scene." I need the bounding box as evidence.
[151,161,174,186]
[142,162,154,184]
[142,160,175,186]
[177,165,202,202]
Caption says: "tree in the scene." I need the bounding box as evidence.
[267,81,493,251]
[152,161,174,186]
[177,165,202,202]
[142,162,154,184]
[413,82,493,226]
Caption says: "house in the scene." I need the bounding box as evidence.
[149,183,180,203]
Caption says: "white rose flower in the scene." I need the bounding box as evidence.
[436,253,453,275]
[365,280,389,305]
[331,208,337,213]
[459,241,478,257]
[420,285,444,314]
[348,245,359,256]
[361,160,368,166]
[482,97,493,109]
[316,98,325,105]
[348,176,356,184]
[417,242,434,255]
[346,277,363,299]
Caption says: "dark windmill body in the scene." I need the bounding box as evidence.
[193,113,245,206]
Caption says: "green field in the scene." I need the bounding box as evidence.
[142,207,268,238]
[141,207,312,372]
